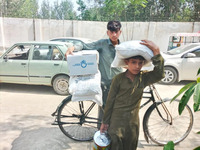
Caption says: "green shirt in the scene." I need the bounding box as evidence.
[103,54,165,125]
[101,54,164,150]
[83,39,123,83]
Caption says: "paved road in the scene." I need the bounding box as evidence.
[0,82,199,150]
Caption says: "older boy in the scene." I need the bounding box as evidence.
[65,20,123,106]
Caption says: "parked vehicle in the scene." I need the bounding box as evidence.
[160,43,200,84]
[0,41,70,95]
[167,33,200,50]
[50,37,96,49]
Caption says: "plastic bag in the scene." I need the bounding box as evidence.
[69,71,103,106]
[111,40,154,67]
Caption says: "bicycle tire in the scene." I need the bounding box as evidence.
[143,99,193,146]
[57,96,101,141]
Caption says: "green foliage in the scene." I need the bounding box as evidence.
[193,82,200,111]
[103,0,147,20]
[60,0,76,20]
[163,141,174,150]
[197,68,200,76]
[39,1,51,19]
[167,68,200,150]
[0,0,200,21]
[0,0,76,20]
[193,146,200,150]
[171,69,200,115]
[17,0,38,18]
[171,82,196,102]
[178,85,195,114]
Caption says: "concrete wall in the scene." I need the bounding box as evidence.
[0,17,200,53]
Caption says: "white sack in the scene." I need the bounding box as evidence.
[69,71,102,106]
[71,94,102,106]
[111,40,154,67]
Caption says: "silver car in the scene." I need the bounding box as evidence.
[50,37,96,48]
[160,43,200,84]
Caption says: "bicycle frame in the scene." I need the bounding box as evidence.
[52,83,193,144]
[141,84,175,143]
[52,84,172,126]
[141,85,173,124]
[78,101,101,125]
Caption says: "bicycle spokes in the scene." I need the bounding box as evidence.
[57,100,100,141]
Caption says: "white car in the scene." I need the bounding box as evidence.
[50,37,97,51]
[160,43,200,84]
[50,37,95,46]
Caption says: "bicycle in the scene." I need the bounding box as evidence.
[51,84,193,146]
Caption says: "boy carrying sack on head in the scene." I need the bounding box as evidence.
[100,40,165,150]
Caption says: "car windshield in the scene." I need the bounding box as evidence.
[167,44,199,55]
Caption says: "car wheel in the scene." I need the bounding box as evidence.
[53,75,69,95]
[160,67,178,84]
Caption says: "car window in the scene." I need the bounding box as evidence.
[33,45,49,60]
[52,47,63,60]
[32,45,63,60]
[167,44,199,55]
[51,39,83,47]
[192,49,200,57]
[51,39,65,42]
[5,44,31,60]
[66,40,82,46]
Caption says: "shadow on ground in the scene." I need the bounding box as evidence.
[11,127,73,150]
[0,83,56,95]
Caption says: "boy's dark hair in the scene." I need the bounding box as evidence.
[126,55,145,61]
[107,21,121,32]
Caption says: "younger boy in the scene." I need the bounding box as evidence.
[100,40,164,150]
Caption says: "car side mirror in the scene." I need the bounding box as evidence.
[183,53,196,58]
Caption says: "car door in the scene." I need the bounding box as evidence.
[0,44,31,83]
[180,49,200,80]
[28,44,64,85]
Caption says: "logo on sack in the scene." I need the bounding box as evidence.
[73,60,94,68]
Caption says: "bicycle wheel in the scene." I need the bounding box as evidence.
[143,99,193,145]
[57,96,101,141]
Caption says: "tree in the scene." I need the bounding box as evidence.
[60,0,77,20]
[0,0,23,17]
[191,0,200,21]
[76,0,107,21]
[39,0,51,19]
[1,0,200,22]
[77,0,86,20]
[103,0,147,21]
[51,0,76,20]
[51,0,62,19]
[16,0,39,18]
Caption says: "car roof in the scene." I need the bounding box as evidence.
[10,41,69,54]
[49,37,96,43]
[171,43,200,52]
[14,41,67,45]
[186,43,200,46]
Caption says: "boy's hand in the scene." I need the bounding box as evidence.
[65,46,75,58]
[100,123,109,133]
[140,40,160,56]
